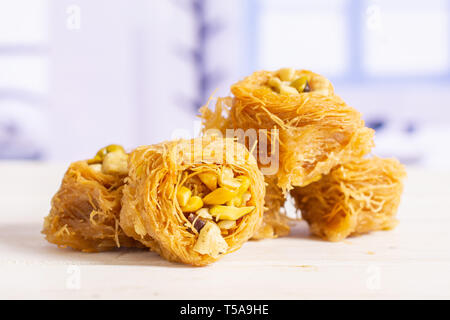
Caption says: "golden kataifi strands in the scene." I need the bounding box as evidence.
[251,175,292,240]
[200,69,375,239]
[227,69,374,193]
[119,136,265,266]
[291,157,406,242]
[201,99,292,239]
[42,161,141,252]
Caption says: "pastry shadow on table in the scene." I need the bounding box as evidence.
[0,222,194,268]
[284,220,321,242]
[0,220,320,267]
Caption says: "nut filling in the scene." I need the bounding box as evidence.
[87,144,128,175]
[177,167,255,258]
[266,68,312,95]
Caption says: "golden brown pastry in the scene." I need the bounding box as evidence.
[42,145,140,252]
[291,157,406,242]
[251,175,291,240]
[200,68,374,238]
[119,136,265,266]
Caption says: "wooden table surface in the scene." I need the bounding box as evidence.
[0,161,449,299]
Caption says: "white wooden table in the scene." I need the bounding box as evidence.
[0,161,449,299]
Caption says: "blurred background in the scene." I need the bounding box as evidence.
[0,0,449,168]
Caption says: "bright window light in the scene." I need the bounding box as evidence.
[257,0,349,77]
[0,56,48,95]
[0,0,48,44]
[363,0,449,76]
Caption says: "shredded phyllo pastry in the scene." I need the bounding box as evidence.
[43,67,407,262]
[200,68,375,239]
[119,136,265,266]
[42,145,140,252]
[291,157,406,242]
[202,69,374,192]
[251,175,291,240]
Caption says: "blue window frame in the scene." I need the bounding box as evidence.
[246,0,450,85]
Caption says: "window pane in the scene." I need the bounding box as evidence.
[0,0,48,44]
[0,56,48,94]
[258,0,349,76]
[363,0,449,76]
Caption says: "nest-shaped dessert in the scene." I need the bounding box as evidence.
[291,157,406,241]
[120,136,265,266]
[200,69,375,239]
[42,159,139,252]
[228,69,374,192]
